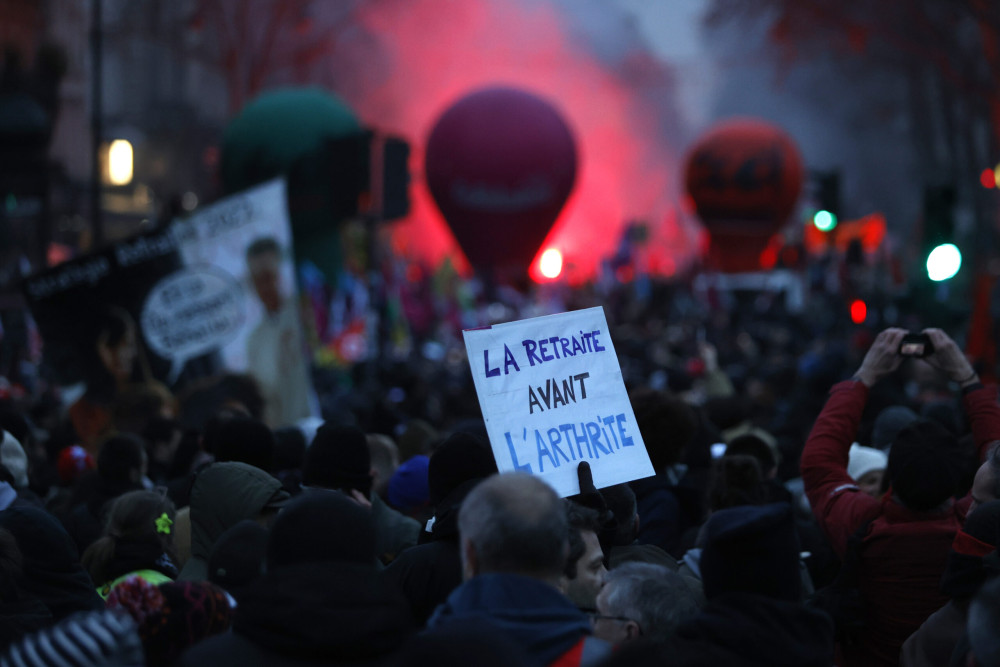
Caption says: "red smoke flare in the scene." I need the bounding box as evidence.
[332,0,696,283]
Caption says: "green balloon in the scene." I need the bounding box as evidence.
[221,87,364,282]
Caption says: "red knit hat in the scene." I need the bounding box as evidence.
[56,445,95,485]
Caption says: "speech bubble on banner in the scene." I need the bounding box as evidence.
[463,306,654,497]
[140,268,246,383]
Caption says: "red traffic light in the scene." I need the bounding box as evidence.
[850,299,867,324]
[981,168,996,189]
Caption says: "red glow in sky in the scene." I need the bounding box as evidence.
[335,0,696,282]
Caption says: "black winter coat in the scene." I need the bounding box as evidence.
[179,562,413,666]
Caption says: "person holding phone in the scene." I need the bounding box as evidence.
[800,328,1000,666]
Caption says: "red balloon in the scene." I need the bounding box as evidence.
[425,87,578,276]
[684,118,803,272]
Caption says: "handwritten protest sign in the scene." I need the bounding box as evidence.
[464,307,653,497]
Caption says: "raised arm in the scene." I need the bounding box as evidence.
[801,329,906,554]
[922,328,1000,461]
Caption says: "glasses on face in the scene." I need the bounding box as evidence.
[588,613,635,625]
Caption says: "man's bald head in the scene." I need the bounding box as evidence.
[458,473,569,581]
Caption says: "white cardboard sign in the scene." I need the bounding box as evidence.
[463,307,654,497]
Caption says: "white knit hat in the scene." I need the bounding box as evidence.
[847,443,888,482]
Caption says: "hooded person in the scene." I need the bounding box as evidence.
[427,473,610,667]
[302,423,419,564]
[901,499,1000,667]
[177,461,290,581]
[0,505,104,622]
[179,489,413,666]
[666,503,835,667]
[384,432,497,625]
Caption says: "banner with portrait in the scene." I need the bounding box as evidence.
[23,180,315,440]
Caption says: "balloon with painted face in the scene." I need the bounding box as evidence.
[425,86,578,278]
[685,118,804,272]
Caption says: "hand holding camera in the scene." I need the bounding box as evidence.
[857,328,979,388]
[920,328,979,387]
[854,328,907,387]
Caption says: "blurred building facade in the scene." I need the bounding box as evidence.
[0,0,230,270]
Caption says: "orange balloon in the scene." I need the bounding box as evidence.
[685,118,804,272]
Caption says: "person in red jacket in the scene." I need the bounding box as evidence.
[801,327,1000,667]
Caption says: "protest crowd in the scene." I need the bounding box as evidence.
[1,272,1000,667]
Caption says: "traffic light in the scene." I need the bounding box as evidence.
[850,299,867,324]
[813,209,837,232]
[922,185,960,281]
[927,243,961,282]
[812,170,841,231]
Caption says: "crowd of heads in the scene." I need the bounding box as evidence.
[0,277,998,665]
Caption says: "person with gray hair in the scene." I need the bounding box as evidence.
[970,441,1000,515]
[967,576,1000,667]
[428,473,610,666]
[591,562,701,646]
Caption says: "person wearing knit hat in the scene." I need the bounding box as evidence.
[302,423,420,565]
[426,432,498,509]
[266,489,377,567]
[56,445,95,487]
[847,444,888,498]
[388,455,430,517]
[178,490,413,666]
[0,608,144,667]
[207,520,268,603]
[303,424,373,495]
[384,432,498,625]
[107,577,232,667]
[668,503,834,666]
[210,417,275,474]
[901,499,1000,667]
[699,503,803,602]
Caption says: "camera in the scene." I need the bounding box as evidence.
[898,332,935,358]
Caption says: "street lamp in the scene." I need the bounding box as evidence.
[107,139,133,186]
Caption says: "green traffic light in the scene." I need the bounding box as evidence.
[813,209,837,232]
[926,243,961,281]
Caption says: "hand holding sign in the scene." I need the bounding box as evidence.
[464,307,653,497]
[140,268,245,384]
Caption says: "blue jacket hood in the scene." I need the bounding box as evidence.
[428,573,591,666]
